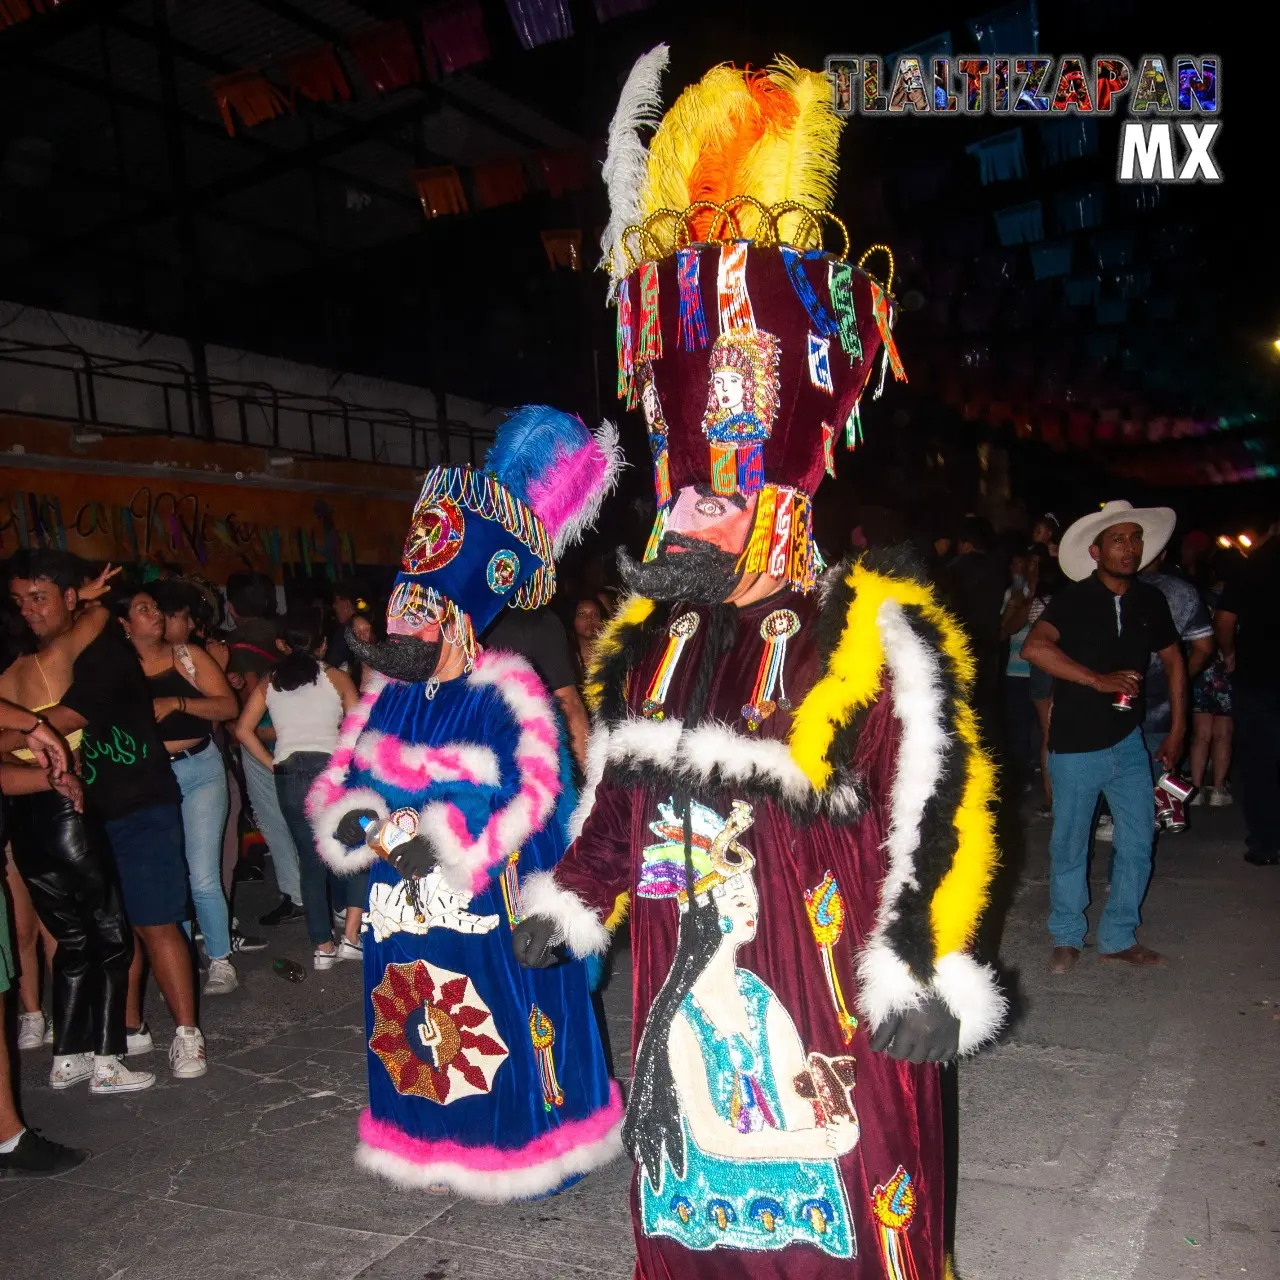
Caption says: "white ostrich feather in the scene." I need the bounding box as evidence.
[599,43,669,295]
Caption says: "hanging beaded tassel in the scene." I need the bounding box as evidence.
[822,422,837,476]
[643,611,700,719]
[637,260,663,361]
[827,261,863,360]
[676,247,709,351]
[804,872,858,1044]
[742,608,800,730]
[617,277,637,407]
[846,399,863,448]
[873,1167,921,1280]
[500,851,523,928]
[529,1006,564,1110]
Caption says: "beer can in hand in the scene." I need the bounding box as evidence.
[1112,691,1134,711]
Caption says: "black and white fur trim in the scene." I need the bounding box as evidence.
[855,940,1005,1055]
[853,596,1005,1054]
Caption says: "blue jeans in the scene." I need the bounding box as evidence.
[274,752,367,947]
[1047,729,1155,953]
[171,739,232,960]
[243,749,301,903]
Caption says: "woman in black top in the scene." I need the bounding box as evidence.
[121,590,243,996]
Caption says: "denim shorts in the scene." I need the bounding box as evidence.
[104,803,189,927]
[1029,666,1053,701]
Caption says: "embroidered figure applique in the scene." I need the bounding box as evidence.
[873,1165,920,1280]
[363,872,501,944]
[486,549,520,594]
[529,1005,565,1111]
[631,797,858,1258]
[804,872,858,1044]
[702,329,781,497]
[642,611,700,720]
[369,960,509,1103]
[742,608,799,732]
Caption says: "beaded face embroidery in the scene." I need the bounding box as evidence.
[368,960,508,1104]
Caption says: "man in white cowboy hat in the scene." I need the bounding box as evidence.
[1022,500,1186,972]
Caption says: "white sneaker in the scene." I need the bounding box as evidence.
[203,956,239,995]
[90,1055,156,1095]
[313,945,338,971]
[1095,814,1114,843]
[169,1026,208,1079]
[127,1022,154,1056]
[49,1052,93,1090]
[17,1012,46,1051]
[1209,786,1233,807]
[1190,789,1206,806]
[335,938,363,962]
[42,1020,53,1046]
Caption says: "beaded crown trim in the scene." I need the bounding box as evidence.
[415,465,556,609]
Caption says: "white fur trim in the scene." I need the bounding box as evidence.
[600,715,826,806]
[933,951,1007,1055]
[856,941,1007,1056]
[570,723,611,839]
[355,1117,623,1202]
[678,721,818,803]
[876,598,948,910]
[521,870,610,958]
[855,937,928,1031]
[606,714,683,767]
[311,786,385,874]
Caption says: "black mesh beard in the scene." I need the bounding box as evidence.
[346,626,442,684]
[616,536,742,604]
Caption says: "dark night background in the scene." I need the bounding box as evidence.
[0,2,1268,564]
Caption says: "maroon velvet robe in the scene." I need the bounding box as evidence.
[550,591,946,1279]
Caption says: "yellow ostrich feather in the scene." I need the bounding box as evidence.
[737,58,844,239]
[638,57,845,248]
[639,65,760,226]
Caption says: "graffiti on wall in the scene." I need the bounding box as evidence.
[0,481,382,579]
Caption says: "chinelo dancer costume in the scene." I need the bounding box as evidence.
[308,405,625,1200]
[512,48,1005,1278]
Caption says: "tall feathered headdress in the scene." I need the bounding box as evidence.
[600,51,907,594]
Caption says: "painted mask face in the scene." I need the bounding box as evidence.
[664,485,758,556]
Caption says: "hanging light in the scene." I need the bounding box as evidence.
[1216,535,1232,549]
[1238,533,1253,548]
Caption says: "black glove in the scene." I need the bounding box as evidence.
[335,809,379,848]
[384,835,435,879]
[869,994,961,1064]
[511,916,561,969]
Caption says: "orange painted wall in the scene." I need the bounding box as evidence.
[1,418,419,580]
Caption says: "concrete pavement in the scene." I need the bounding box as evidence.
[1,800,1276,1279]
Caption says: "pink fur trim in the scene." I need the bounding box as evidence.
[358,1081,623,1177]
[426,650,563,896]
[353,731,500,793]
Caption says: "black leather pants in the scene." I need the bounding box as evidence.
[6,790,132,1057]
